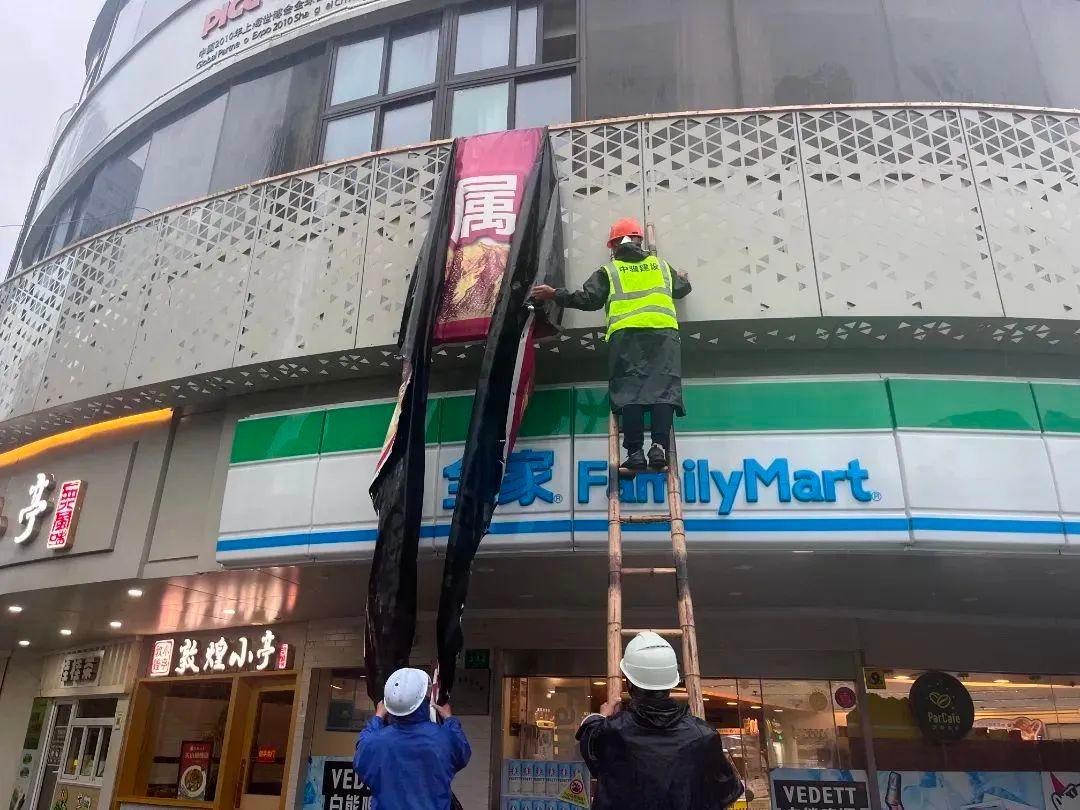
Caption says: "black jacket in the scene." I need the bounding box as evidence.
[577,695,743,810]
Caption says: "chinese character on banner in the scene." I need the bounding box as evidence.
[228,636,252,669]
[254,630,277,670]
[203,637,228,672]
[443,449,556,510]
[175,639,201,675]
[451,175,518,241]
[14,474,55,545]
[150,639,175,677]
[46,480,84,551]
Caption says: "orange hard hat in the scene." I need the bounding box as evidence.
[607,217,644,248]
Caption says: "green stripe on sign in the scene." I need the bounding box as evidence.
[1032,383,1080,434]
[439,388,573,444]
[574,381,891,434]
[321,400,440,454]
[231,411,326,463]
[888,379,1039,431]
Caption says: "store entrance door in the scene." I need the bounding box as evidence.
[238,684,295,810]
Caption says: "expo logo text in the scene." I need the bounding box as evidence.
[443,451,879,515]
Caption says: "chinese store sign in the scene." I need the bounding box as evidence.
[149,631,292,677]
[58,650,105,688]
[0,474,87,551]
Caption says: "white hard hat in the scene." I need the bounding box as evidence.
[383,668,431,717]
[620,631,681,691]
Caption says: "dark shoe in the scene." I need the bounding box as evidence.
[648,443,668,471]
[619,448,647,478]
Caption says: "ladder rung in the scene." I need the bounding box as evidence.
[621,567,676,575]
[620,628,684,637]
[620,513,671,524]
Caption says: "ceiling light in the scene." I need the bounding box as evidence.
[894,674,912,681]
[592,681,605,686]
[223,608,237,616]
[109,620,122,629]
[728,591,743,597]
[59,629,72,636]
[994,679,1011,684]
[7,605,23,614]
[330,684,342,690]
[792,550,814,555]
[750,705,761,710]
[702,698,710,702]
[18,640,29,647]
[773,709,784,713]
[726,701,738,706]
[127,588,143,598]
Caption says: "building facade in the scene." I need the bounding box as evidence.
[3,2,1080,810]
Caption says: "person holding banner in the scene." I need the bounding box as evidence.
[353,668,471,810]
[531,217,691,476]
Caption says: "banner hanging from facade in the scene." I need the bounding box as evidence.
[435,131,564,701]
[366,128,562,704]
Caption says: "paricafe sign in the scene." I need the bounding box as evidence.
[909,671,975,742]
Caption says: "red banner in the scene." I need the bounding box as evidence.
[434,128,545,344]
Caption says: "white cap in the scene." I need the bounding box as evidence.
[383,667,431,716]
[619,631,681,691]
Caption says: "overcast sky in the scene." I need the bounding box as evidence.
[0,1,103,272]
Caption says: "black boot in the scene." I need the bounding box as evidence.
[647,442,668,471]
[619,448,647,478]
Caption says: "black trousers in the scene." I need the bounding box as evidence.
[620,404,674,452]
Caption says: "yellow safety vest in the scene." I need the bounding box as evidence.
[602,256,679,340]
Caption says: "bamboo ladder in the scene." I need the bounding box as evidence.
[606,413,705,718]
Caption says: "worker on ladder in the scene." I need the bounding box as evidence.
[577,632,744,810]
[531,217,691,477]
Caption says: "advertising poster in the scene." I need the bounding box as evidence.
[177,741,211,801]
[876,771,1042,810]
[771,769,870,810]
[302,756,370,810]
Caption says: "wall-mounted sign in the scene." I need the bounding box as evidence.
[149,630,292,677]
[773,779,869,810]
[1,474,87,551]
[909,671,974,742]
[256,747,277,764]
[834,686,857,710]
[863,669,887,691]
[59,650,105,688]
[464,649,490,670]
[177,741,212,800]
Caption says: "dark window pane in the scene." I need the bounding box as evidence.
[45,198,78,257]
[332,38,384,106]
[883,0,1049,105]
[76,140,149,240]
[451,82,509,137]
[210,68,292,193]
[517,5,538,66]
[455,5,512,74]
[381,100,433,149]
[135,92,228,214]
[733,0,900,106]
[515,74,572,128]
[541,0,576,62]
[323,112,376,162]
[584,0,738,118]
[387,27,439,93]
[76,698,118,720]
[1019,0,1080,109]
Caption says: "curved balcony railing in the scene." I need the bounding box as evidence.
[2,103,1080,449]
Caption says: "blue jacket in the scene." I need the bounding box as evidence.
[353,702,471,810]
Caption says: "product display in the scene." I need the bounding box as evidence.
[503,760,589,804]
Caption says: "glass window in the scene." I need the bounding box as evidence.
[63,727,83,778]
[45,198,78,257]
[76,140,149,240]
[142,680,232,800]
[323,112,376,162]
[381,100,434,149]
[455,6,512,74]
[135,0,187,40]
[245,690,295,795]
[516,5,538,66]
[210,67,292,193]
[387,27,440,94]
[515,74,571,129]
[79,728,101,778]
[332,38,385,106]
[326,670,376,731]
[135,92,228,214]
[452,83,509,137]
[95,728,112,779]
[1006,1,1080,109]
[76,699,118,720]
[101,0,145,75]
[541,0,577,62]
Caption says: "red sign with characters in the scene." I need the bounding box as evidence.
[46,480,85,551]
[256,747,277,764]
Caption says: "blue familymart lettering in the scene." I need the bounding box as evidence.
[577,457,873,515]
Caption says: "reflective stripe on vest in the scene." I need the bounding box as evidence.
[603,256,679,340]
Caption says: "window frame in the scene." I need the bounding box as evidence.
[317,0,579,161]
[58,703,115,788]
